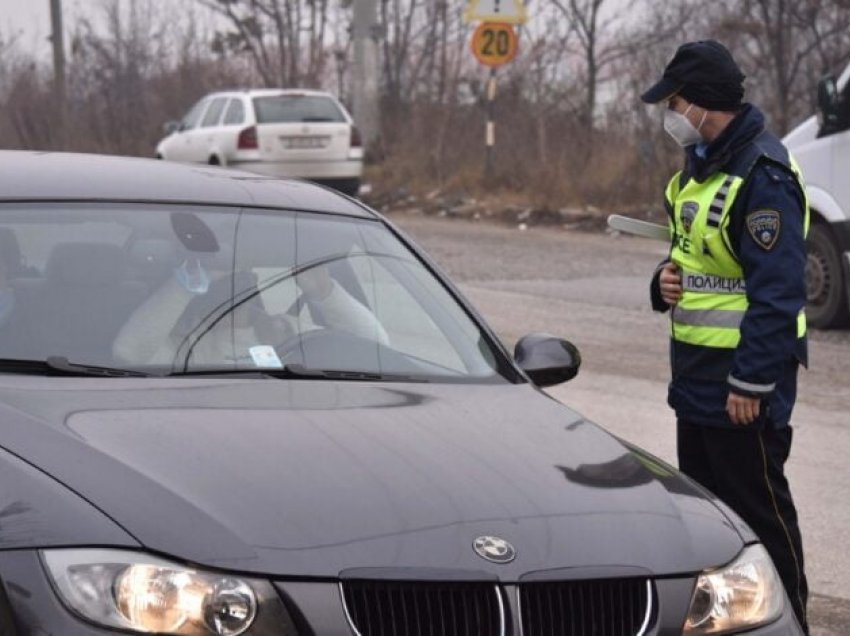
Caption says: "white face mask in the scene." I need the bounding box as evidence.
[664,103,707,147]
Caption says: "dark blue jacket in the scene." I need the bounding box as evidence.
[651,104,807,428]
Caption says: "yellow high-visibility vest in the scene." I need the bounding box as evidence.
[665,158,809,349]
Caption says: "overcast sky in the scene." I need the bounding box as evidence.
[0,0,213,57]
[1,0,54,53]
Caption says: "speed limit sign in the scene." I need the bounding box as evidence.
[471,22,518,67]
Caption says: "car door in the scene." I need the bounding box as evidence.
[192,97,230,163]
[219,97,248,163]
[165,98,210,162]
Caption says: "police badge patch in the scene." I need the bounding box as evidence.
[681,201,699,234]
[746,210,781,250]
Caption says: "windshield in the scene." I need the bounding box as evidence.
[0,204,510,382]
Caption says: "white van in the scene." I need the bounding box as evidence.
[156,89,364,197]
[783,67,850,328]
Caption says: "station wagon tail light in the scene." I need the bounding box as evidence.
[41,548,297,634]
[350,125,362,148]
[683,544,784,633]
[237,125,258,150]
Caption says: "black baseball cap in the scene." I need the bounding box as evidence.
[641,40,745,110]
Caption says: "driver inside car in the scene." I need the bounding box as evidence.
[113,256,388,370]
[293,265,390,346]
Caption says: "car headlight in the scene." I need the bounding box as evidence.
[41,548,293,635]
[684,544,785,634]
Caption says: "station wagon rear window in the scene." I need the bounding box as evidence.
[253,95,346,124]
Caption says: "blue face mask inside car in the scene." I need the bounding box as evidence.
[174,258,210,295]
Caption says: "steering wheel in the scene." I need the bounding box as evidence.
[273,327,426,377]
[274,327,334,364]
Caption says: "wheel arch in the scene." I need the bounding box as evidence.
[805,185,848,224]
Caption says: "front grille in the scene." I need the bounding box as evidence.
[519,578,652,636]
[341,580,504,636]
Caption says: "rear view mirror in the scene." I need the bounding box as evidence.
[170,212,220,253]
[514,333,581,387]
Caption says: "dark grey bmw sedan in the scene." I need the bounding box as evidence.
[0,151,802,634]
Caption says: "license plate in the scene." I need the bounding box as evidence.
[281,136,328,149]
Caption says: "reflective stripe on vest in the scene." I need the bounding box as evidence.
[673,307,747,328]
[706,175,735,228]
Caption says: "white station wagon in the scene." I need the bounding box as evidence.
[156,89,364,196]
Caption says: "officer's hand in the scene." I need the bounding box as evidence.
[659,262,682,306]
[727,392,760,425]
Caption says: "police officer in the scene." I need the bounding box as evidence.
[643,40,809,633]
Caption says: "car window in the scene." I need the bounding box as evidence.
[223,98,246,125]
[253,95,346,124]
[180,99,208,130]
[0,204,509,383]
[200,97,228,128]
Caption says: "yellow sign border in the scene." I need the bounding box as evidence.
[470,22,519,68]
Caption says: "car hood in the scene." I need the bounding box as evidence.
[0,376,745,580]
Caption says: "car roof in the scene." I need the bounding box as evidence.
[0,151,374,218]
[210,88,343,100]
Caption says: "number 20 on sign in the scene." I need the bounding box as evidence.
[471,22,518,67]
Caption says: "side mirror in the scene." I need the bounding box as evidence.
[514,333,581,387]
[163,120,181,135]
[817,75,838,113]
[817,75,840,135]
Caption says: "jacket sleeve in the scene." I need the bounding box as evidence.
[650,260,671,313]
[727,162,807,397]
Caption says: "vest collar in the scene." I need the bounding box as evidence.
[684,104,765,182]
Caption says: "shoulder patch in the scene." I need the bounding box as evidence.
[746,209,781,250]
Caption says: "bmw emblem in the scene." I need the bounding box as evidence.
[473,536,516,564]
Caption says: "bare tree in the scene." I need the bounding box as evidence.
[203,0,332,88]
[713,0,850,133]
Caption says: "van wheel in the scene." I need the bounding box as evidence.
[806,222,849,328]
[208,156,220,165]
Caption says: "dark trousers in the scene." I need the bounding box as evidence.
[677,420,808,634]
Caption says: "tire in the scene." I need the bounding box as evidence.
[805,222,850,328]
[208,156,220,165]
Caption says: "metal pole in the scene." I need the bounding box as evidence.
[49,0,66,149]
[352,0,380,153]
[485,67,497,182]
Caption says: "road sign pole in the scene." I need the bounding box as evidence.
[485,67,497,182]
[467,12,523,184]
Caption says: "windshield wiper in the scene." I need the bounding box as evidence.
[167,364,427,382]
[46,357,153,377]
[282,364,427,382]
[165,367,297,379]
[0,357,153,377]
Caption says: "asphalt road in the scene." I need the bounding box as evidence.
[390,211,850,635]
